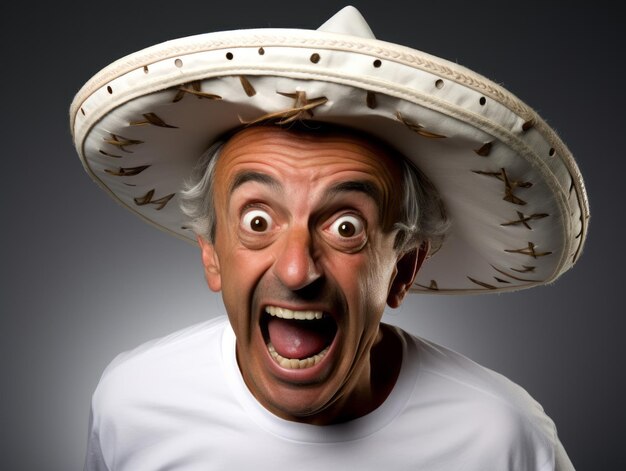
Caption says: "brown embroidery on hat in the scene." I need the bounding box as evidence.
[239,76,257,97]
[133,189,175,210]
[572,218,585,250]
[396,112,446,138]
[104,165,151,177]
[123,183,137,187]
[104,134,144,153]
[572,214,584,244]
[416,280,439,290]
[366,91,377,109]
[505,242,552,258]
[494,277,510,284]
[129,113,178,128]
[501,211,549,229]
[173,81,222,102]
[472,168,532,206]
[511,265,535,273]
[467,277,496,289]
[522,119,535,131]
[241,91,328,125]
[571,216,586,262]
[99,150,122,159]
[491,265,540,282]
[474,142,493,157]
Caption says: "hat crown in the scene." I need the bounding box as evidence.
[317,5,376,39]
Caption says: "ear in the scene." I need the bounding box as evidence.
[387,241,430,308]
[198,236,222,292]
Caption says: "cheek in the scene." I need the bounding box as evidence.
[219,250,256,296]
[361,243,399,310]
[217,245,275,307]
[326,248,395,312]
[368,253,397,296]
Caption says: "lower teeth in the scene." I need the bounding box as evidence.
[267,343,329,369]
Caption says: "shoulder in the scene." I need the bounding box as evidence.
[393,327,563,470]
[85,316,240,467]
[103,315,226,372]
[397,329,541,405]
[92,316,228,412]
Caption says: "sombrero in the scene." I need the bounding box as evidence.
[69,5,589,294]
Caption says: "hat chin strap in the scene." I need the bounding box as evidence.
[317,5,376,39]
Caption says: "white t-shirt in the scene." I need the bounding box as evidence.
[84,316,574,470]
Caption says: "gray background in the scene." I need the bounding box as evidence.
[1,1,622,469]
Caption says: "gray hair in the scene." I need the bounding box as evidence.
[180,133,449,255]
[179,140,224,243]
[391,159,448,255]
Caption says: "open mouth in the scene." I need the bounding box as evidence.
[262,306,338,369]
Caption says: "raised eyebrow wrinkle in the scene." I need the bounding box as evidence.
[229,171,282,196]
[327,180,382,203]
[327,180,385,222]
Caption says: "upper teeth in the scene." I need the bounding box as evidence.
[265,306,323,320]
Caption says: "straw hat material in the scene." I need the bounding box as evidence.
[69,5,590,294]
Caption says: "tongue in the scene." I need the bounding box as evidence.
[267,317,335,360]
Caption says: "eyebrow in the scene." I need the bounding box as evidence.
[326,180,382,204]
[228,173,384,215]
[229,171,283,196]
[325,180,387,223]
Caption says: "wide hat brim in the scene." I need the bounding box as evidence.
[69,6,589,294]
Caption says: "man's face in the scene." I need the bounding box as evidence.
[199,125,418,424]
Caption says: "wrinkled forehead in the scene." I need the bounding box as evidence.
[218,122,406,180]
[212,123,406,224]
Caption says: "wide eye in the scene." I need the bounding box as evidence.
[241,208,273,233]
[328,214,364,239]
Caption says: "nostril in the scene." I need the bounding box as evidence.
[291,277,326,301]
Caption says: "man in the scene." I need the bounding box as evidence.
[188,123,437,425]
[70,6,588,470]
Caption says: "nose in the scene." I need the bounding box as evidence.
[273,226,322,291]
